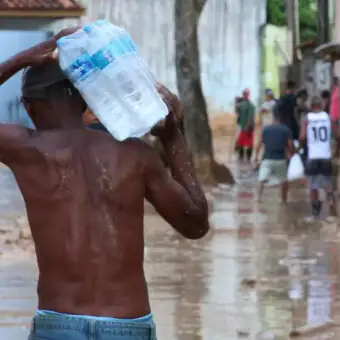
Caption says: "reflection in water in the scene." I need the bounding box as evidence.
[288,239,305,301]
[307,238,332,327]
[287,228,337,336]
[174,238,207,340]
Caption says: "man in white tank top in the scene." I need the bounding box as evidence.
[299,96,337,218]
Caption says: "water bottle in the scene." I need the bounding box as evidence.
[82,22,142,139]
[93,20,127,45]
[102,24,157,94]
[86,22,168,140]
[58,27,129,136]
[58,22,168,141]
[57,30,104,114]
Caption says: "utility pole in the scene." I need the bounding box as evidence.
[317,0,330,44]
[286,0,301,85]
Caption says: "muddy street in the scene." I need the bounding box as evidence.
[1,160,340,340]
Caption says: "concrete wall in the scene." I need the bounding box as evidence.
[262,25,292,98]
[0,0,267,115]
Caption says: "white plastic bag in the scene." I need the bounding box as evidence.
[293,140,300,149]
[288,154,305,181]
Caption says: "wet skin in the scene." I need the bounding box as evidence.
[0,39,209,318]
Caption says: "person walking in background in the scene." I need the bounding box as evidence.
[234,96,243,133]
[277,80,299,142]
[330,77,340,192]
[321,90,330,114]
[254,110,295,203]
[254,89,277,160]
[320,89,337,191]
[235,96,243,110]
[296,88,309,165]
[235,89,255,163]
[259,88,277,127]
[330,77,339,123]
[299,96,337,218]
[233,96,243,158]
[296,88,309,122]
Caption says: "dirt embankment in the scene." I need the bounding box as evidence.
[209,112,237,139]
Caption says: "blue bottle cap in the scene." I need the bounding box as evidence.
[83,23,95,33]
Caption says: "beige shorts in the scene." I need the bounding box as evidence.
[259,159,288,183]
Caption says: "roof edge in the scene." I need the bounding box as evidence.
[0,8,85,19]
[314,42,340,61]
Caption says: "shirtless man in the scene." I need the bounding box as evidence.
[0,33,209,340]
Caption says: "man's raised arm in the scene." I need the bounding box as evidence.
[0,40,55,162]
[143,85,209,240]
[0,27,79,85]
[0,40,55,85]
[0,28,80,163]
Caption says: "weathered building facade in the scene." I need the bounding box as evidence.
[0,0,266,122]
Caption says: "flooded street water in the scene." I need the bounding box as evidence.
[1,152,340,339]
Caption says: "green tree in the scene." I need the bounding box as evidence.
[267,0,317,42]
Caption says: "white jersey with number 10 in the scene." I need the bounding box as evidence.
[306,111,331,160]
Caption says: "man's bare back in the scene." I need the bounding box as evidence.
[9,129,152,317]
[0,32,209,338]
[3,121,208,319]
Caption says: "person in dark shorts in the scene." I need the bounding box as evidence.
[255,110,295,203]
[300,96,337,218]
[296,89,309,165]
[320,90,339,191]
[321,90,330,114]
[277,80,299,141]
[296,88,309,122]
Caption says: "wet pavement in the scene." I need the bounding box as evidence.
[1,160,340,340]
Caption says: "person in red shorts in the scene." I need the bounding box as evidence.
[235,89,256,162]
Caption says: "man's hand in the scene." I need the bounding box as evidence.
[0,27,77,86]
[151,83,184,139]
[253,150,262,170]
[17,27,80,67]
[17,43,56,67]
[55,27,80,41]
[143,84,209,240]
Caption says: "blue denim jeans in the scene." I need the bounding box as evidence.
[28,310,157,340]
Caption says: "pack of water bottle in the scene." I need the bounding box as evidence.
[57,20,168,141]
